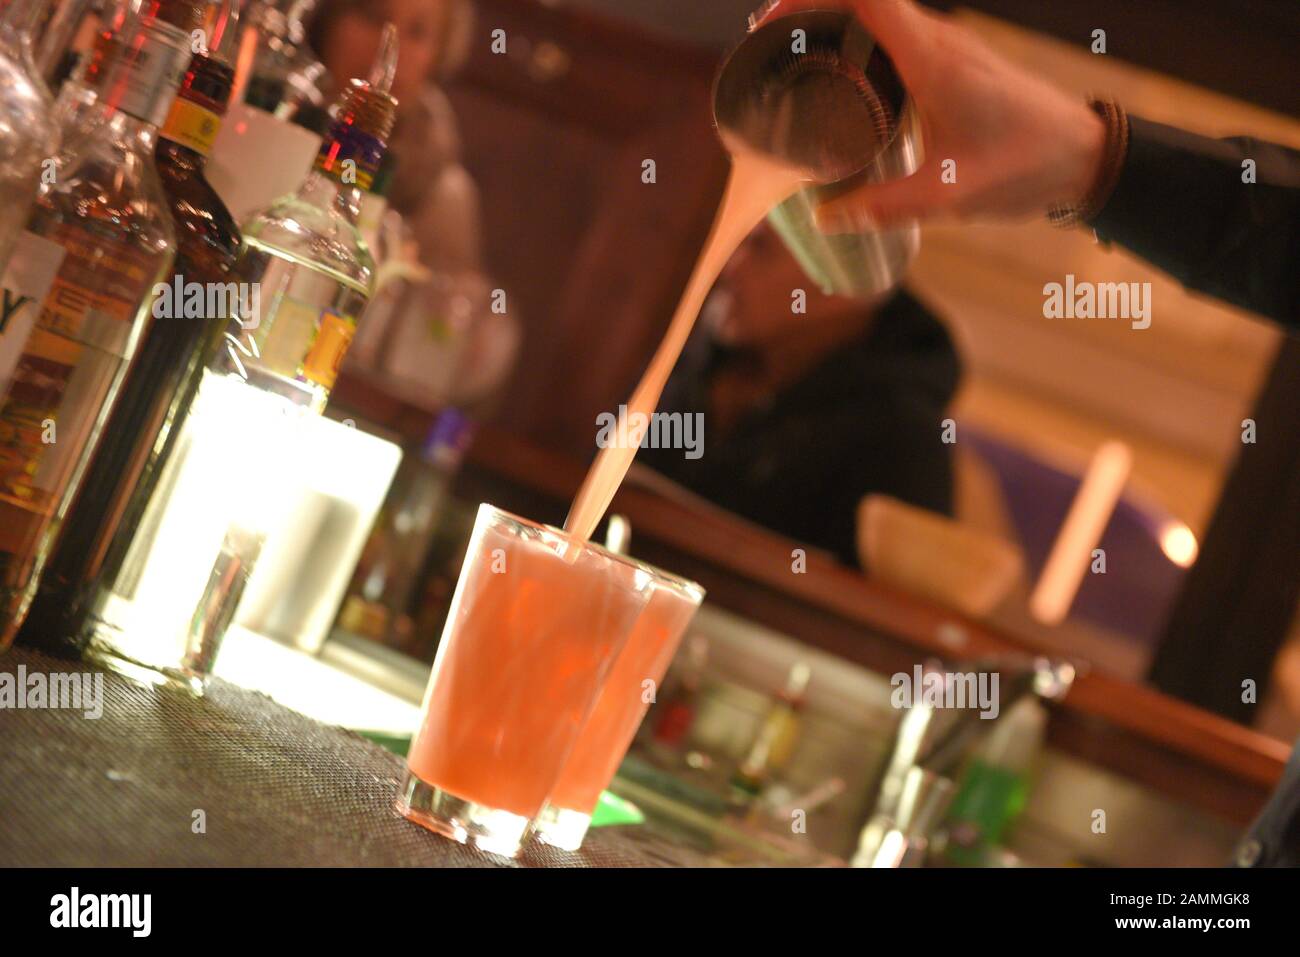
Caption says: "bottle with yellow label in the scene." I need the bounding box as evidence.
[17,38,244,661]
[216,24,399,412]
[77,27,399,693]
[0,6,193,651]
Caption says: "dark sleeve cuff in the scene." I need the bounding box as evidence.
[1087,115,1300,325]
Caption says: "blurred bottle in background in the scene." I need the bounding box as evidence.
[207,0,327,222]
[336,407,474,656]
[941,697,1046,867]
[33,0,96,88]
[730,662,813,806]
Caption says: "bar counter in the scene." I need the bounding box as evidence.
[334,365,1290,833]
[0,646,719,867]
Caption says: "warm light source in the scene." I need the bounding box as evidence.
[1029,441,1133,627]
[1159,521,1199,568]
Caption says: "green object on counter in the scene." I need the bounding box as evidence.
[357,730,412,756]
[944,761,1030,866]
[353,730,645,828]
[943,698,1046,867]
[590,790,646,828]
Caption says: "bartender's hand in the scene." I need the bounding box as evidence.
[752,0,1108,229]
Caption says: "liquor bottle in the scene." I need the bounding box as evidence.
[336,409,474,653]
[34,0,97,88]
[81,26,400,691]
[729,662,812,804]
[0,0,57,272]
[219,21,398,411]
[239,0,325,120]
[0,7,194,651]
[48,0,130,134]
[206,0,327,222]
[17,11,243,658]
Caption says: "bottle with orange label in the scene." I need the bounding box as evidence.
[214,22,398,411]
[73,26,399,693]
[0,5,195,651]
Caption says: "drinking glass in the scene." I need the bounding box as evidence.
[396,503,667,857]
[533,573,704,851]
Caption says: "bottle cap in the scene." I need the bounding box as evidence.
[95,13,195,127]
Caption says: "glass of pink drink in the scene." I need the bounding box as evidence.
[532,574,705,851]
[397,503,676,857]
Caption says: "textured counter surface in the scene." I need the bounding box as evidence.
[0,646,715,867]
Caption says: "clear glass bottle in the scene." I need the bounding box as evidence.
[17,5,244,659]
[83,26,399,691]
[0,0,57,272]
[240,0,326,121]
[0,7,193,651]
[34,0,97,87]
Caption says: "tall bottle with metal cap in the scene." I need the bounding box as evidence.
[0,3,195,651]
[17,1,244,659]
[81,25,400,692]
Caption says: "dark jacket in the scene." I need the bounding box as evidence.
[1090,116,1300,326]
[1095,117,1299,866]
[638,288,960,567]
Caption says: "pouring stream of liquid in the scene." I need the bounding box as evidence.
[564,148,808,541]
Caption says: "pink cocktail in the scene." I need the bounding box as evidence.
[532,574,704,850]
[396,503,688,858]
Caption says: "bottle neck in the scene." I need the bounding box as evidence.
[91,17,194,129]
[305,119,389,226]
[296,169,365,226]
[158,80,232,167]
[110,109,162,154]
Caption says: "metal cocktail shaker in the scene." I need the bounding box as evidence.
[713,9,922,298]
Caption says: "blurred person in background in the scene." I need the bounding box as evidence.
[637,222,961,568]
[309,0,519,413]
[308,0,483,274]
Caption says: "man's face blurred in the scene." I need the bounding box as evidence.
[706,224,828,346]
[320,0,447,105]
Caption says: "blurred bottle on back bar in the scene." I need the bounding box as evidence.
[80,26,399,691]
[730,662,812,805]
[336,408,474,654]
[48,0,140,130]
[0,0,57,272]
[17,2,244,658]
[206,0,327,222]
[33,0,98,89]
[0,4,193,652]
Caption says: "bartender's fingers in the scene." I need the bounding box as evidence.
[813,162,949,231]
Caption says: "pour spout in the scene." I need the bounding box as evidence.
[368,21,399,94]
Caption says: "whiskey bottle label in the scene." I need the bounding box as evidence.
[0,232,66,392]
[0,224,159,512]
[160,97,223,157]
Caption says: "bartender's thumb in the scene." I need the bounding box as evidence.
[813,164,945,232]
